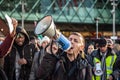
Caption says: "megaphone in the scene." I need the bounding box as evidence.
[94,62,103,76]
[34,15,71,51]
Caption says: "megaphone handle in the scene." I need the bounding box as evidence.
[46,40,60,58]
[50,40,54,54]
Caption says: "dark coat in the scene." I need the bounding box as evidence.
[4,44,35,80]
[37,52,92,80]
[4,27,33,80]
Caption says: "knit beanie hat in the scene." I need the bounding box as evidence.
[40,36,50,45]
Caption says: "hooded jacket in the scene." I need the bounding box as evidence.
[4,27,33,80]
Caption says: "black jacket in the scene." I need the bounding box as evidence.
[37,52,92,80]
[4,27,33,80]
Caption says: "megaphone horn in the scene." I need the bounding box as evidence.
[34,15,71,51]
[95,62,103,76]
[35,15,56,38]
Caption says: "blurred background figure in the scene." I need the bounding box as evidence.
[87,44,95,55]
[113,43,120,80]
[106,39,114,49]
[29,36,50,80]
[94,39,99,50]
[40,36,50,48]
[29,36,40,58]
[113,43,120,56]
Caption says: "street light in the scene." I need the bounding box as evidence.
[110,0,118,41]
[21,0,25,28]
[94,17,100,39]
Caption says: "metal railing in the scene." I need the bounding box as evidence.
[0,0,119,24]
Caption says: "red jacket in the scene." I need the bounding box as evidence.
[0,34,14,58]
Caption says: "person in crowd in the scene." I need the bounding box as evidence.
[29,36,40,58]
[106,39,114,49]
[36,32,92,80]
[113,43,120,56]
[90,38,120,80]
[0,18,18,80]
[29,36,50,80]
[4,26,33,80]
[94,39,99,50]
[87,44,95,55]
[37,38,41,49]
[85,44,95,65]
[112,43,120,80]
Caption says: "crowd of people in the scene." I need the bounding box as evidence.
[0,17,120,80]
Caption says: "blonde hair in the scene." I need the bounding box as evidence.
[113,43,120,53]
[70,32,85,58]
[70,32,85,46]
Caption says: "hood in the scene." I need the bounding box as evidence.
[14,26,30,46]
